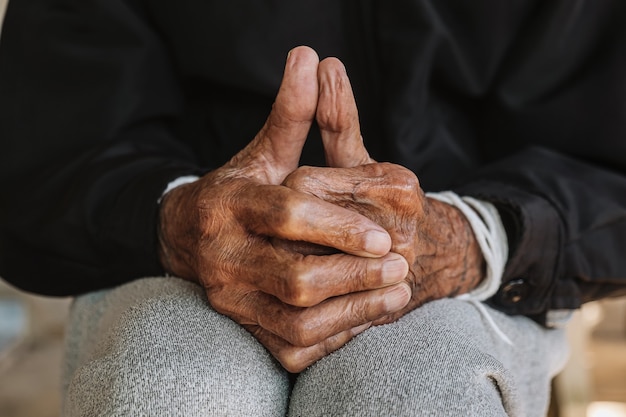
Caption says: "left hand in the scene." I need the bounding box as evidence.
[282,57,485,324]
[158,48,411,372]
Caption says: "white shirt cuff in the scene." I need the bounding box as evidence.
[158,175,200,203]
[426,191,509,302]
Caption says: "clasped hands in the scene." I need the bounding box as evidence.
[158,47,484,372]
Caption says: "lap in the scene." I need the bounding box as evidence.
[290,298,568,417]
[62,278,568,417]
[62,277,290,417]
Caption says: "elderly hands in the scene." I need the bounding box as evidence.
[158,46,484,372]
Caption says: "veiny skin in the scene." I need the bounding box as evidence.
[283,57,484,326]
[158,47,483,372]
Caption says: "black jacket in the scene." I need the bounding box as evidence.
[1,0,625,324]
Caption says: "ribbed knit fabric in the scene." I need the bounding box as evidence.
[61,277,568,417]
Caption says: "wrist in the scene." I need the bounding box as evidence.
[425,198,485,294]
[157,182,199,282]
[426,191,509,302]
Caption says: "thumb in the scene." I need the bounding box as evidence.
[232,46,319,184]
[317,57,374,168]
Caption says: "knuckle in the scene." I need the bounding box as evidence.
[281,193,305,226]
[349,296,380,323]
[269,101,302,129]
[284,270,316,307]
[315,104,334,130]
[342,256,370,290]
[388,164,420,190]
[321,339,334,357]
[321,336,342,358]
[207,292,232,316]
[282,166,315,191]
[279,350,307,373]
[378,164,422,207]
[287,314,317,347]
[374,162,420,188]
[354,163,421,203]
[401,169,420,190]
[265,191,302,232]
[362,258,380,286]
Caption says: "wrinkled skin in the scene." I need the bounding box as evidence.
[282,57,485,324]
[159,47,412,373]
[158,47,484,372]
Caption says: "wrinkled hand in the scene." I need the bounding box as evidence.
[283,58,485,324]
[158,47,411,372]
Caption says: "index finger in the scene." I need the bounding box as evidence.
[317,57,374,168]
[235,183,391,257]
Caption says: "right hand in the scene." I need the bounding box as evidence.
[157,46,411,373]
[283,58,485,326]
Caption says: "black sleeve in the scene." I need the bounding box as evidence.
[452,1,626,322]
[456,148,626,321]
[0,0,205,295]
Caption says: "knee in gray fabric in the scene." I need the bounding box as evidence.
[63,278,290,417]
[289,299,549,417]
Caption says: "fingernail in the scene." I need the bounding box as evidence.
[382,256,409,284]
[384,284,411,312]
[364,230,391,255]
[351,322,372,336]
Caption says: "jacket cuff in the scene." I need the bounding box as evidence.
[99,163,207,289]
[454,181,565,323]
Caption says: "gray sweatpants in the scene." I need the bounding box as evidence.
[61,277,568,417]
